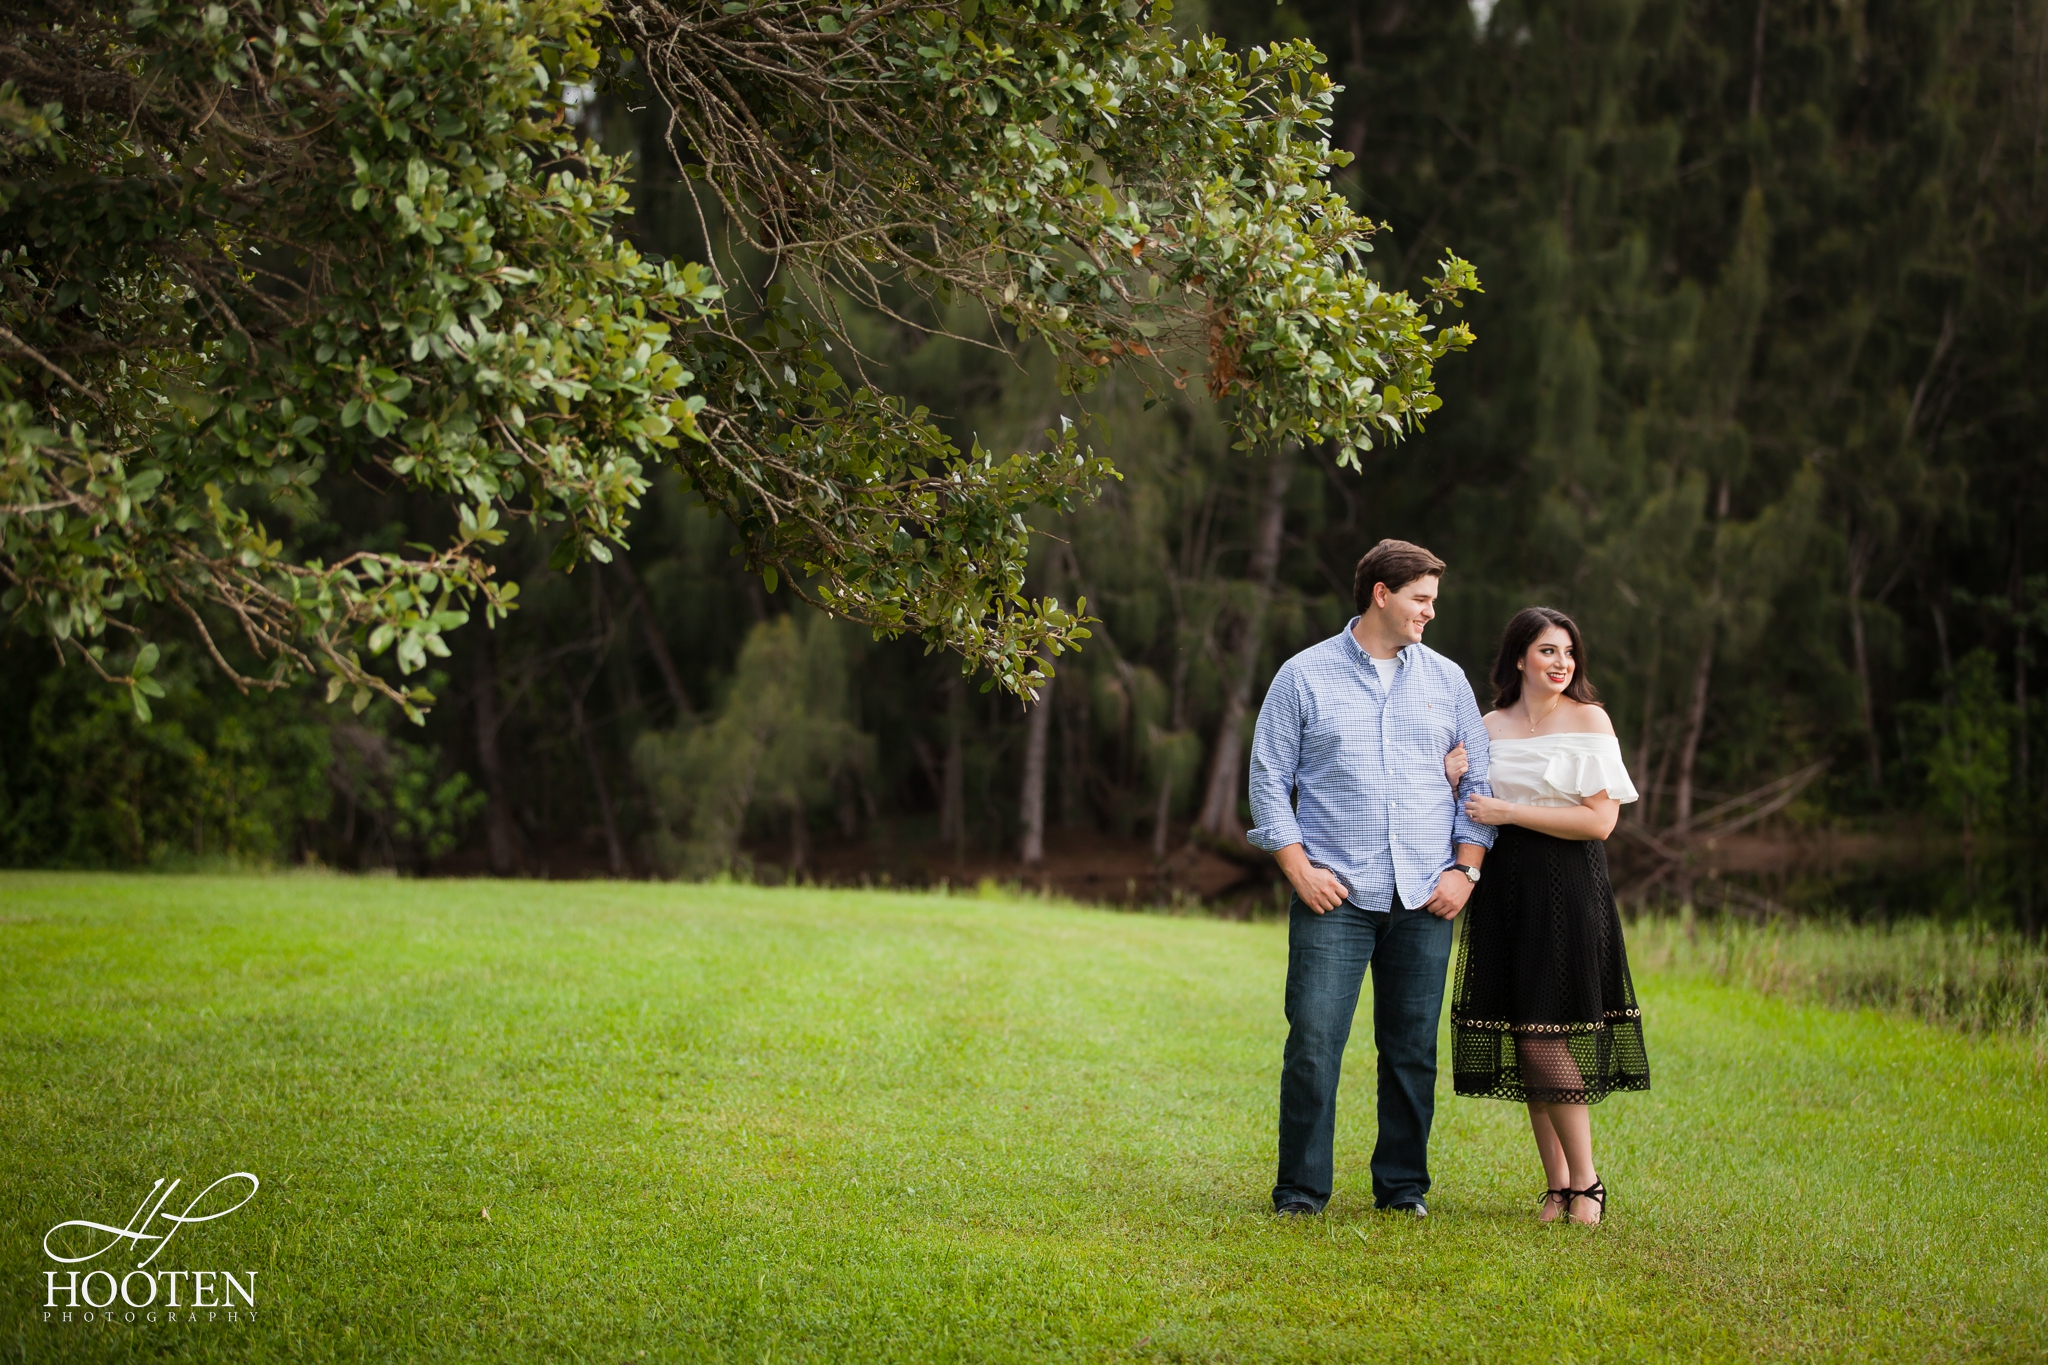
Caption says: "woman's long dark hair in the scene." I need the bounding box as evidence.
[1490,607,1603,710]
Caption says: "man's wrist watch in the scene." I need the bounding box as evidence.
[1452,863,1482,885]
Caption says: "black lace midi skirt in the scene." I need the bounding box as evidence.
[1450,825,1650,1105]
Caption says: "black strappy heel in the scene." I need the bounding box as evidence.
[1566,1180,1606,1225]
[1537,1187,1570,1222]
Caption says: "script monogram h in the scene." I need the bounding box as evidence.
[43,1174,259,1269]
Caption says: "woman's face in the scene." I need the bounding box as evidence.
[1519,625,1576,702]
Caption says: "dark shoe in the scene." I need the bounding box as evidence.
[1274,1200,1319,1217]
[1566,1180,1606,1226]
[1384,1200,1427,1219]
[1537,1187,1570,1223]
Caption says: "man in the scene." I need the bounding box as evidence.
[1247,539,1494,1218]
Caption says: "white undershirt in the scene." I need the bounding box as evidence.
[1368,654,1398,689]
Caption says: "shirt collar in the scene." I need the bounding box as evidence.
[1343,619,1417,668]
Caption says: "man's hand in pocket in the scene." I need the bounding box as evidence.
[1275,844,1349,914]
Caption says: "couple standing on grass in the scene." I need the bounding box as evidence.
[1248,539,1651,1226]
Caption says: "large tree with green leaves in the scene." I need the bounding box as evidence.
[2,1,719,722]
[1,0,1478,721]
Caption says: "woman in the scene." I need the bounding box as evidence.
[1444,606,1649,1226]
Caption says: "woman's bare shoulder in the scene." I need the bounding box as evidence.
[1481,709,1516,740]
[1566,700,1617,736]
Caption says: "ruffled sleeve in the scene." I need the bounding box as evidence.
[1538,737,1640,804]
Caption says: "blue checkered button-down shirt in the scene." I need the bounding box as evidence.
[1247,623,1495,912]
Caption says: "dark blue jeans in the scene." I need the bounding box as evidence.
[1273,893,1454,1212]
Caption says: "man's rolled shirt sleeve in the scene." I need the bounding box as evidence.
[1246,664,1304,853]
[1450,675,1497,850]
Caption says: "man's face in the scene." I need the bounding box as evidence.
[1373,575,1439,643]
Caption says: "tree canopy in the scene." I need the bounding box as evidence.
[1,0,1477,719]
[3,1,720,721]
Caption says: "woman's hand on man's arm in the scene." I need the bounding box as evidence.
[1463,792,1514,826]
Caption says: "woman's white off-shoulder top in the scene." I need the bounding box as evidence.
[1488,732,1640,807]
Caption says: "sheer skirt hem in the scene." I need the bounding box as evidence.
[1451,1019,1652,1105]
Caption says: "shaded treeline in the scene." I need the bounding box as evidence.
[1,0,2041,896]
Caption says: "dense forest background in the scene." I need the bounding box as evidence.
[2,0,2041,919]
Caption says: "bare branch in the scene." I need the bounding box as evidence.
[0,324,108,406]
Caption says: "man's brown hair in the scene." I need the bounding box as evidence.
[1353,539,1447,614]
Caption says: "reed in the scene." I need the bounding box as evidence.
[1626,910,2048,1039]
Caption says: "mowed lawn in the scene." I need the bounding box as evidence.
[1,876,2043,1364]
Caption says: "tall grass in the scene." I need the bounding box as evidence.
[1627,910,2048,1040]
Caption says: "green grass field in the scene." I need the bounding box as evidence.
[2,875,2043,1363]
